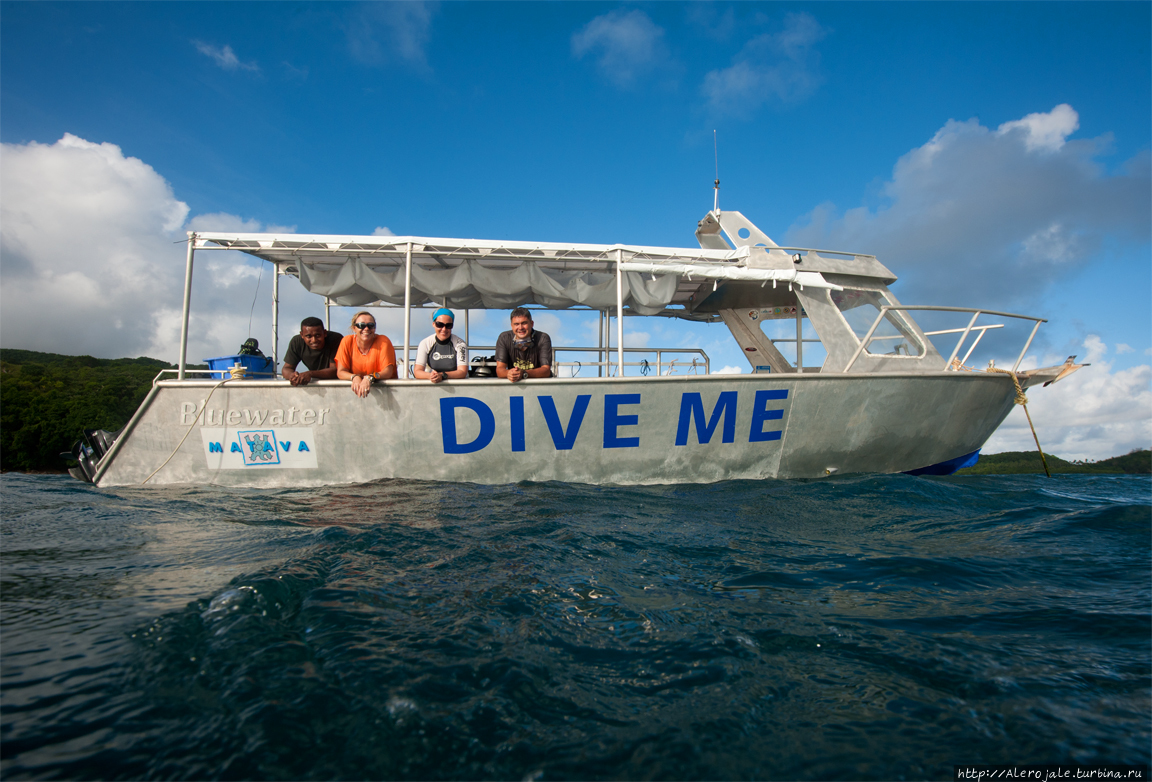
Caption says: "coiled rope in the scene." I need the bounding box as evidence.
[987,366,1051,478]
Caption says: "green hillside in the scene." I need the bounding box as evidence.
[0,349,192,472]
[955,449,1151,475]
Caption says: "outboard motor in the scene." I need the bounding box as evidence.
[469,356,498,378]
[84,428,121,460]
[62,440,97,483]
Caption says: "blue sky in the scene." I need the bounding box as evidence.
[1,2,1149,459]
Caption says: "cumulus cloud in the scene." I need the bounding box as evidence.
[193,41,259,73]
[996,103,1079,152]
[785,105,1151,311]
[982,336,1152,461]
[701,12,826,117]
[0,133,311,363]
[714,365,744,374]
[571,9,674,89]
[373,226,396,236]
[344,2,436,69]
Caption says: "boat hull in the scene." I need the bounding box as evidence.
[94,374,1016,487]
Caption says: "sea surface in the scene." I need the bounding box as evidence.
[1,472,1149,781]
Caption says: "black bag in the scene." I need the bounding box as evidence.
[238,338,265,357]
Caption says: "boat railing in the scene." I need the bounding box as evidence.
[843,306,1046,374]
[402,345,711,378]
[551,346,710,377]
[156,345,712,384]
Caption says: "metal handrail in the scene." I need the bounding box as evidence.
[843,306,1045,374]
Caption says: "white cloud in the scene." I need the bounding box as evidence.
[1116,343,1133,354]
[0,134,302,363]
[997,103,1079,152]
[373,226,395,236]
[785,105,1151,312]
[715,365,744,374]
[571,9,672,89]
[187,212,262,233]
[344,2,436,69]
[982,336,1152,461]
[701,12,826,117]
[193,41,259,73]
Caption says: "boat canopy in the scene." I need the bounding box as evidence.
[193,233,844,315]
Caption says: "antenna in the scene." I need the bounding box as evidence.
[713,130,720,213]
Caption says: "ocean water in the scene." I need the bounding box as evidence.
[1,472,1148,781]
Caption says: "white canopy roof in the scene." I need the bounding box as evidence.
[191,232,840,314]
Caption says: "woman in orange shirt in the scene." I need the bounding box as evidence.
[335,311,397,397]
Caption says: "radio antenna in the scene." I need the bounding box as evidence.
[713,130,720,213]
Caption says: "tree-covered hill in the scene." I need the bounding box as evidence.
[0,350,189,472]
[955,449,1151,475]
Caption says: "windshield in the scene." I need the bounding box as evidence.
[831,289,924,357]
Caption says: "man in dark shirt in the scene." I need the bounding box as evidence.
[282,317,342,385]
[495,307,553,382]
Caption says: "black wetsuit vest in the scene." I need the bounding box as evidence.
[427,338,458,372]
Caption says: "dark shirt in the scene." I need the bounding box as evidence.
[283,332,343,372]
[495,329,552,374]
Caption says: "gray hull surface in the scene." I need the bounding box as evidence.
[95,374,1016,487]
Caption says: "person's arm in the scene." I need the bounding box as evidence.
[307,360,339,381]
[495,334,521,381]
[411,339,435,380]
[335,337,371,396]
[282,338,305,383]
[444,339,468,380]
[496,361,522,382]
[527,332,552,378]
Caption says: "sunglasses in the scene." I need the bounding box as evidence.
[354,322,376,330]
[434,321,453,329]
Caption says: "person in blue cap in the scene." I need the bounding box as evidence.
[413,308,468,383]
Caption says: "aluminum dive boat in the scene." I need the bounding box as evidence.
[67,209,1084,487]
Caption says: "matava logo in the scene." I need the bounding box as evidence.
[240,430,280,466]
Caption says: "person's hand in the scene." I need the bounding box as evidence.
[352,375,372,397]
[508,367,523,382]
[289,370,311,386]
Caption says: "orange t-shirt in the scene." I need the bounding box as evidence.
[336,334,396,376]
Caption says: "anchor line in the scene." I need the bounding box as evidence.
[141,372,236,485]
[987,366,1051,478]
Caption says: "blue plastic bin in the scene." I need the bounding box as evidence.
[202,354,274,377]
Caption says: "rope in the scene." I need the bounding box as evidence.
[141,377,229,485]
[987,366,1051,477]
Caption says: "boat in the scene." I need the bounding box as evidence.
[65,207,1085,487]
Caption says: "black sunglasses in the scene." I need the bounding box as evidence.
[354,322,376,330]
[434,321,453,329]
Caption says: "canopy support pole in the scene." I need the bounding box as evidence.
[598,310,604,378]
[615,249,624,376]
[177,234,195,380]
[795,305,803,374]
[403,243,413,378]
[324,297,330,331]
[464,310,470,351]
[272,262,280,376]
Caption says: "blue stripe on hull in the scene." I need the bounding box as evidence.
[904,449,981,476]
